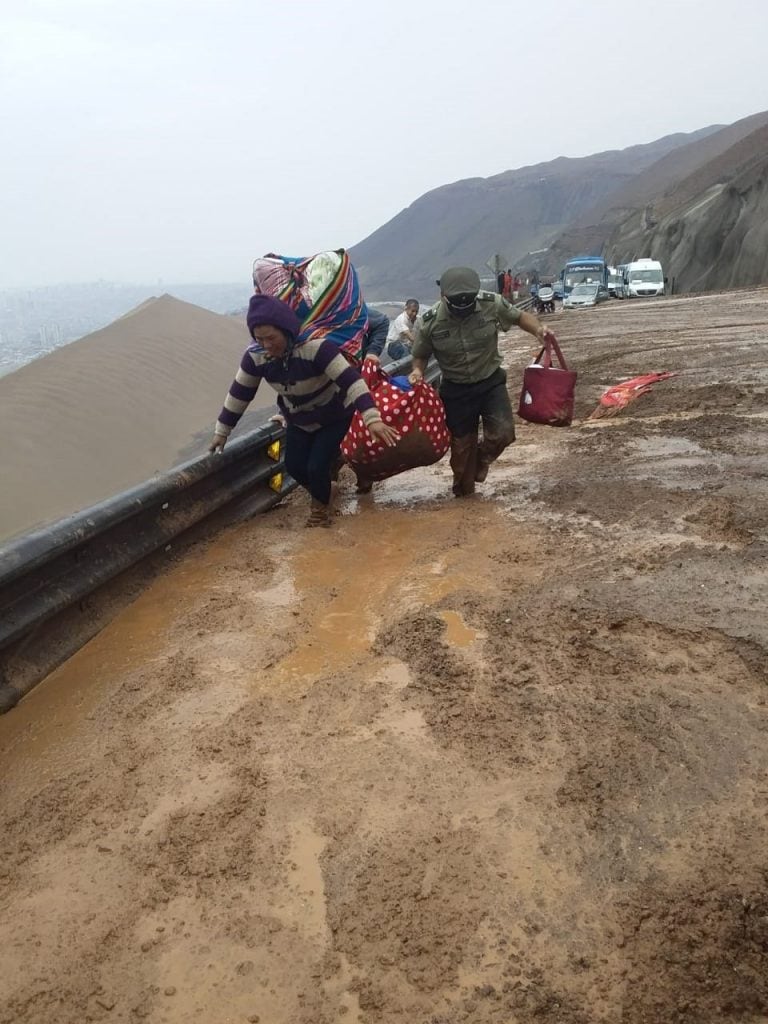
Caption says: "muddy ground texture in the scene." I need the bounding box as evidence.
[2,289,768,1023]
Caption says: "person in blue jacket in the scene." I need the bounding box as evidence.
[360,306,391,362]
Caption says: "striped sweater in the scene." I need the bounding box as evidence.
[215,338,382,436]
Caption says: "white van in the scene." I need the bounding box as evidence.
[624,259,665,298]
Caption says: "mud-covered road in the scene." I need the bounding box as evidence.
[2,289,768,1024]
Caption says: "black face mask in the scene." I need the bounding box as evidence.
[445,292,477,319]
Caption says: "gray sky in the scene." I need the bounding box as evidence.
[2,0,767,287]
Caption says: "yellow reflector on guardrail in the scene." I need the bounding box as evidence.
[269,472,283,493]
[267,441,281,461]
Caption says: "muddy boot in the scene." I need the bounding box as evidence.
[355,472,373,494]
[306,499,332,528]
[474,456,491,483]
[450,434,478,497]
[476,425,515,483]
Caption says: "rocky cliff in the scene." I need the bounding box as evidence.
[350,128,719,300]
[608,125,768,292]
[544,111,768,290]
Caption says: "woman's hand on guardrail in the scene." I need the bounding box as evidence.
[369,420,400,448]
[408,368,423,385]
[208,433,227,454]
[269,413,287,428]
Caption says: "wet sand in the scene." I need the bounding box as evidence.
[1,289,768,1022]
[0,295,273,542]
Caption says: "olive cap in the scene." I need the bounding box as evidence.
[439,267,481,296]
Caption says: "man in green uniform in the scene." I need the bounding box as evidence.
[409,266,557,496]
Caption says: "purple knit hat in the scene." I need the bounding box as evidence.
[246,294,302,340]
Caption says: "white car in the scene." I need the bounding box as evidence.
[624,259,665,297]
[563,283,610,309]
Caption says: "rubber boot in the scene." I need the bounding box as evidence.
[306,499,332,528]
[476,428,515,482]
[475,455,491,483]
[355,471,373,494]
[450,434,478,497]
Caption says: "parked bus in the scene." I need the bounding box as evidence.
[560,255,608,297]
[623,259,665,298]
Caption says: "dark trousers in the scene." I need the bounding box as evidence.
[386,339,410,361]
[440,369,516,495]
[285,416,352,505]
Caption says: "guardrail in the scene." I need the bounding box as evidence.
[0,423,290,712]
[0,354,443,712]
[0,297,534,713]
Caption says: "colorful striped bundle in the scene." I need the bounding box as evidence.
[252,249,368,362]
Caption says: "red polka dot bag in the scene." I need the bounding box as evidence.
[341,362,451,481]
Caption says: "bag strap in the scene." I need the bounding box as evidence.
[548,334,570,371]
[533,344,551,369]
[533,334,570,371]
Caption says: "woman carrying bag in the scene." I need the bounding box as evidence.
[209,295,398,527]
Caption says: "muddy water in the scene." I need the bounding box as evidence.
[439,609,479,646]
[270,511,425,684]
[2,496,534,1024]
[0,526,249,782]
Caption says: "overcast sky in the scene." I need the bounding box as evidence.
[2,0,767,287]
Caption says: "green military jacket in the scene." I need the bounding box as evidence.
[412,291,522,384]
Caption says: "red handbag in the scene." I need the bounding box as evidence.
[517,334,576,427]
[341,363,450,481]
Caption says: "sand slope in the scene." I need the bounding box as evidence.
[0,294,273,542]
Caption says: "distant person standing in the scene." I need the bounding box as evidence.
[497,269,506,294]
[409,267,557,497]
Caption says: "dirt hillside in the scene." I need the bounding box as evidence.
[0,295,271,542]
[543,110,768,293]
[350,127,719,300]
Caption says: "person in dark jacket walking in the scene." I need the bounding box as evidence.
[359,306,391,361]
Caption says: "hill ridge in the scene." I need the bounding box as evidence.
[351,125,722,299]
